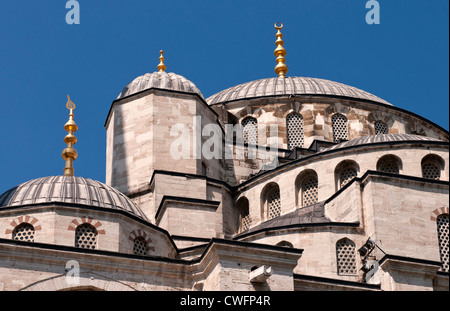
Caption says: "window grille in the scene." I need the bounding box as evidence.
[377,157,400,174]
[133,236,148,256]
[75,223,98,249]
[13,223,35,242]
[422,163,440,180]
[336,239,357,275]
[302,177,318,206]
[340,167,357,188]
[240,205,251,232]
[332,114,348,142]
[287,113,304,149]
[268,189,281,220]
[374,121,388,135]
[437,214,449,272]
[242,117,258,145]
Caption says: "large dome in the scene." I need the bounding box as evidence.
[0,176,148,220]
[206,76,391,106]
[117,71,204,100]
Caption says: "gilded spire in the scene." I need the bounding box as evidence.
[274,22,288,78]
[62,95,78,176]
[157,50,166,72]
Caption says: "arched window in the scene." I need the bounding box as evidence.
[242,117,258,145]
[267,188,281,220]
[332,113,348,142]
[422,163,440,180]
[276,241,294,248]
[374,121,388,135]
[377,155,401,174]
[237,197,251,232]
[340,167,358,188]
[133,236,148,256]
[336,238,357,275]
[421,154,444,180]
[302,174,318,207]
[286,112,304,149]
[75,223,98,249]
[13,223,35,242]
[335,160,359,190]
[437,214,449,272]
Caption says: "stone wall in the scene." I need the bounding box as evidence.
[0,204,177,258]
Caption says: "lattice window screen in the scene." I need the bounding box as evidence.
[287,113,304,149]
[13,223,35,242]
[75,223,98,249]
[332,114,348,142]
[242,117,258,145]
[336,239,357,275]
[240,205,251,232]
[422,163,440,180]
[375,121,388,135]
[268,190,281,220]
[437,214,449,272]
[302,177,318,206]
[340,167,357,188]
[378,158,399,174]
[133,237,148,256]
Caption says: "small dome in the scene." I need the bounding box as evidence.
[206,76,391,106]
[322,134,443,152]
[0,176,148,220]
[117,71,204,100]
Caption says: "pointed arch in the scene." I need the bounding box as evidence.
[5,215,42,235]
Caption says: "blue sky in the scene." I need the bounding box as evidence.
[0,0,448,193]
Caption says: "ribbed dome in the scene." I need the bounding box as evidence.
[322,134,443,152]
[117,71,204,100]
[0,176,148,220]
[206,76,391,106]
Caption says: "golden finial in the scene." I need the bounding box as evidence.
[274,22,288,78]
[62,95,78,176]
[157,50,166,72]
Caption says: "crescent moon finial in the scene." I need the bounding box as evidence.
[274,22,283,30]
[66,94,76,110]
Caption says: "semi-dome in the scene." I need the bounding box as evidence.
[322,134,443,152]
[117,71,204,100]
[0,176,148,220]
[206,76,391,106]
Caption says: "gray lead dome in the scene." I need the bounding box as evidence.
[0,176,148,220]
[117,71,204,100]
[206,76,391,106]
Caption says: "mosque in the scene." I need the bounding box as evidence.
[0,23,448,291]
